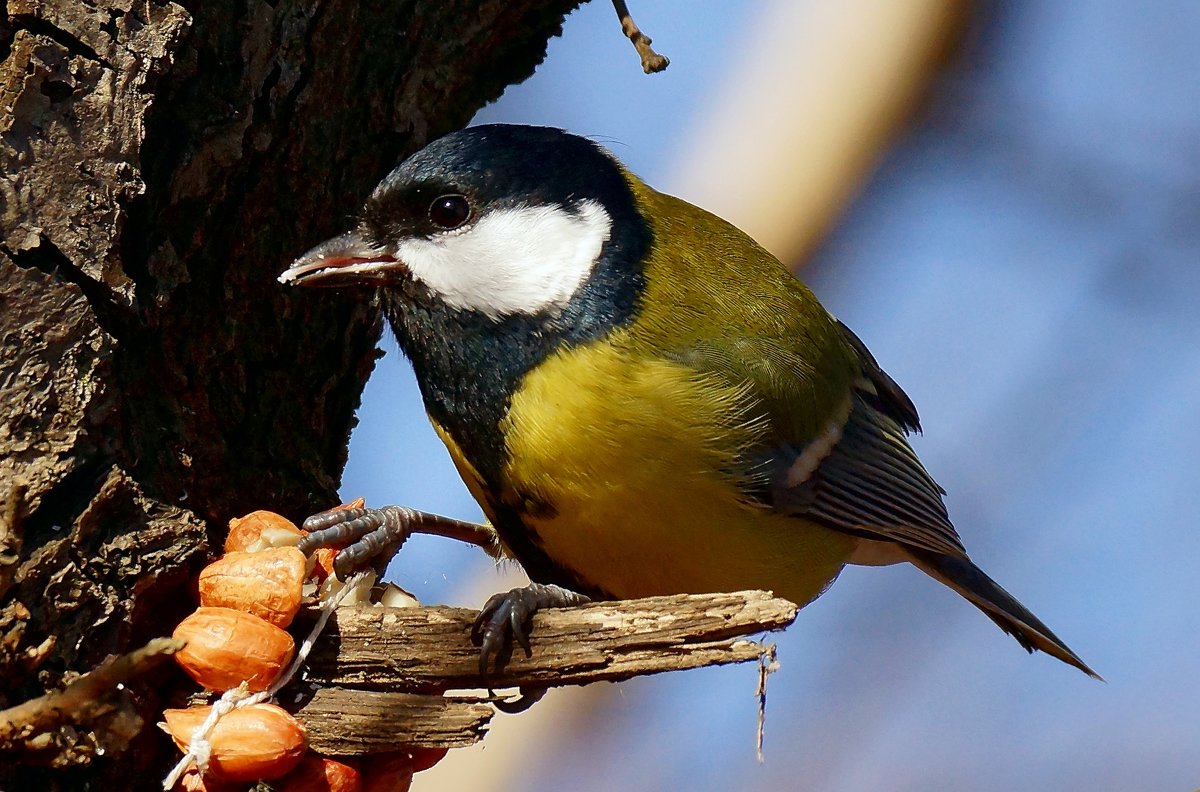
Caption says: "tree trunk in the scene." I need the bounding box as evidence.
[0,0,582,786]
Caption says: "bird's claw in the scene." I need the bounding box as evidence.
[492,686,548,714]
[297,505,417,579]
[472,587,535,675]
[470,583,591,676]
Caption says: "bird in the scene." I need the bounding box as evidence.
[279,123,1096,678]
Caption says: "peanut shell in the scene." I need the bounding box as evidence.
[199,547,306,627]
[162,703,306,782]
[173,606,294,691]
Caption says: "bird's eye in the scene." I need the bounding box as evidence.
[428,194,471,230]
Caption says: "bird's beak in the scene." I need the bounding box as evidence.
[278,231,403,287]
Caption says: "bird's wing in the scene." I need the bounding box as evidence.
[677,319,967,559]
[769,386,967,558]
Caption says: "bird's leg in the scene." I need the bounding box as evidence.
[471,582,592,675]
[300,506,590,710]
[297,505,499,580]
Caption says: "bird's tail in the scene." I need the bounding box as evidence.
[907,549,1100,679]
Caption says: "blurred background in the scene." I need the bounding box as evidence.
[341,1,1200,789]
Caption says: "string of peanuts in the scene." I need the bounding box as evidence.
[161,570,372,789]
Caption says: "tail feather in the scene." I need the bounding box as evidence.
[907,549,1100,679]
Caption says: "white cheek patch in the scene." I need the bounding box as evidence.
[394,200,612,318]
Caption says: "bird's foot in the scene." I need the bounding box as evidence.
[298,505,498,580]
[471,583,591,675]
[297,505,421,580]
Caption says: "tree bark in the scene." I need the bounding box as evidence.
[0,0,582,786]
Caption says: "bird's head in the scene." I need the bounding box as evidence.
[279,124,648,323]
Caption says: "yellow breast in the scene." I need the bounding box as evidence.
[498,335,854,606]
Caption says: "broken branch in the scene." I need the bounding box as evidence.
[0,637,184,749]
[290,590,795,753]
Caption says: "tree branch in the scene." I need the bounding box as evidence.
[0,638,184,751]
[291,590,796,754]
[295,690,494,755]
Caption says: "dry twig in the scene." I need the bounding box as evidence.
[612,0,670,73]
[0,637,184,750]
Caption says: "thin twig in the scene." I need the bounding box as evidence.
[0,637,184,748]
[611,0,669,73]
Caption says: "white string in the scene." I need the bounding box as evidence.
[162,571,371,789]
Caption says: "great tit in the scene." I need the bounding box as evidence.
[280,124,1095,678]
